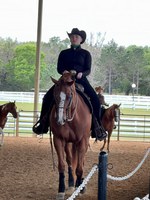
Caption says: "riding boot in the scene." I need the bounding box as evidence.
[113,125,116,129]
[32,101,51,135]
[91,115,107,141]
[32,86,55,135]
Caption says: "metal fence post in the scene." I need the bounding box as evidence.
[117,109,120,141]
[98,151,108,200]
[16,112,19,137]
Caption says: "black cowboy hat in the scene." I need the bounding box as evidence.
[67,28,86,44]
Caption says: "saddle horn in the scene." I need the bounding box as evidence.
[70,70,76,81]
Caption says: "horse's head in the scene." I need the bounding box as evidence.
[95,86,104,94]
[113,103,121,122]
[7,101,18,118]
[51,72,76,125]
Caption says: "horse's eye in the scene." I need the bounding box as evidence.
[66,95,71,100]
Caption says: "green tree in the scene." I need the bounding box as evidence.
[139,47,150,95]
[98,40,121,94]
[40,37,70,90]
[125,46,145,94]
[9,43,45,91]
[0,38,18,90]
[0,36,150,96]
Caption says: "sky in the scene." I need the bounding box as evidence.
[0,0,150,47]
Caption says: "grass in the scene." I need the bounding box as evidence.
[1,101,150,115]
[0,101,41,111]
[120,108,150,115]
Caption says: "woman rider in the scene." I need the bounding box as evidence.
[33,28,107,141]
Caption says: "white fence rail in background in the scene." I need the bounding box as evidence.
[0,91,44,103]
[0,91,150,110]
[3,111,150,142]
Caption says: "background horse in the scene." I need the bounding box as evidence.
[100,103,121,152]
[50,72,91,200]
[0,101,18,146]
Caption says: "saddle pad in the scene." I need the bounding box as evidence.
[76,87,93,114]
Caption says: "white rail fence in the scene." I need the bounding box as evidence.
[1,91,150,140]
[0,91,150,110]
[3,111,150,141]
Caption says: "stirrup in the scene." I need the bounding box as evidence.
[33,119,40,128]
[32,120,42,134]
[94,126,107,142]
[33,125,48,135]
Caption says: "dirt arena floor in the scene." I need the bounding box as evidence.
[0,137,149,200]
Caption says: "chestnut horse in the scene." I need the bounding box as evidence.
[50,72,91,200]
[0,101,18,146]
[100,104,121,152]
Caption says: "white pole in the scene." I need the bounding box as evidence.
[33,0,43,134]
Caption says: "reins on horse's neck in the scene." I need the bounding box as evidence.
[66,88,78,122]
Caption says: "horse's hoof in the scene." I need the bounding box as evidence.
[56,192,65,200]
[80,186,86,194]
[68,186,75,192]
[66,186,75,195]
[75,186,86,195]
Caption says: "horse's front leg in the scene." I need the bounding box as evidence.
[100,138,106,151]
[75,138,89,193]
[107,130,112,153]
[65,143,74,189]
[53,137,66,200]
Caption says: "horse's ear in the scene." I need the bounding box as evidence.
[118,103,121,107]
[51,77,58,85]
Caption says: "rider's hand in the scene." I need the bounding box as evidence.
[77,72,83,79]
[63,70,69,74]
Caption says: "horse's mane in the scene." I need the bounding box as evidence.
[0,102,15,113]
[0,104,4,113]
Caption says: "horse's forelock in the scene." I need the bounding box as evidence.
[61,73,74,85]
[63,72,71,79]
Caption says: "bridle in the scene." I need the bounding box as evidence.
[114,107,120,122]
[54,84,78,125]
[66,90,78,122]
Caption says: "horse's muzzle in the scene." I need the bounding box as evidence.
[57,119,65,126]
[13,113,18,118]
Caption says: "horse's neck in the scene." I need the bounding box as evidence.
[0,105,3,112]
[76,94,88,112]
[105,107,114,118]
[110,107,115,118]
[68,93,85,120]
[1,105,9,117]
[67,92,78,119]
[73,92,78,107]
